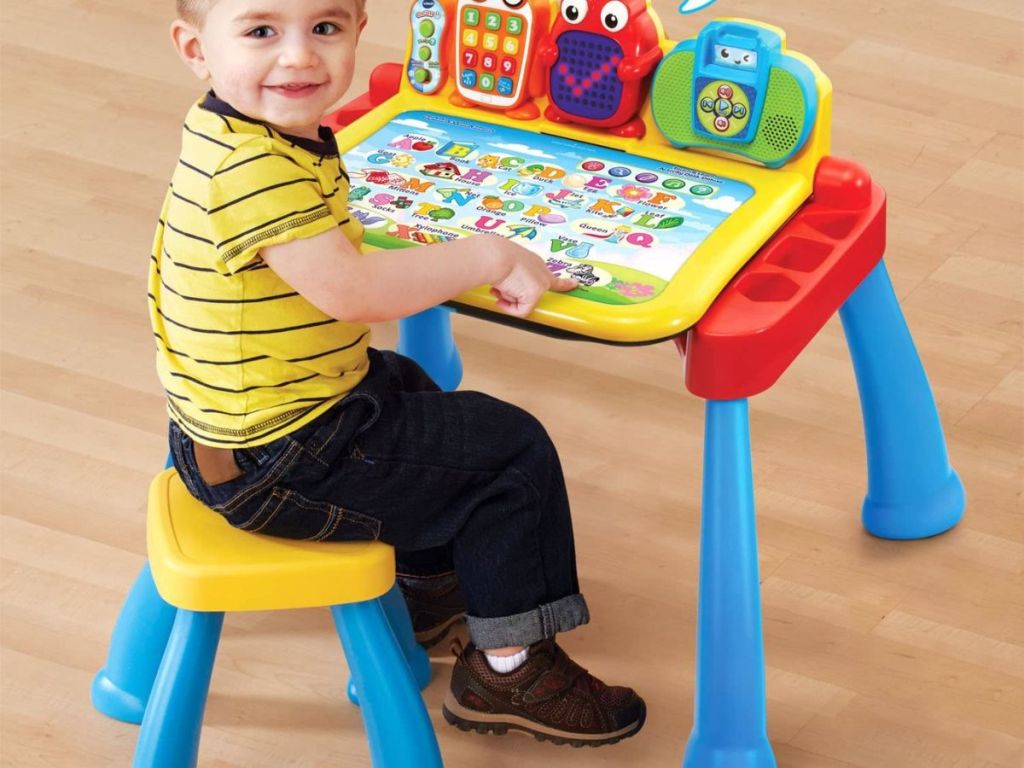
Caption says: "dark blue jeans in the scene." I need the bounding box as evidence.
[169,349,589,648]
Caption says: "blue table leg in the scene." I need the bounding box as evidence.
[92,562,178,724]
[347,584,432,705]
[684,399,775,768]
[133,609,224,768]
[333,600,443,767]
[839,260,965,540]
[399,308,463,392]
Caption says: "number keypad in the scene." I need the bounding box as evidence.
[457,1,529,105]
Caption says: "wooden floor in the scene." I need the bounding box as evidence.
[2,1,1021,766]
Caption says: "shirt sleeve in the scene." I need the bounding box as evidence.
[206,141,338,273]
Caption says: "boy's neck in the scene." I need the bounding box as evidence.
[200,91,338,156]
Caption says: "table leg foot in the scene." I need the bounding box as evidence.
[684,740,777,768]
[862,468,965,540]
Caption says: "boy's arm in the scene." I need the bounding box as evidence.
[261,229,576,323]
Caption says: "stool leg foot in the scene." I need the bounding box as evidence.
[839,260,965,540]
[333,600,442,768]
[92,562,177,724]
[399,308,463,392]
[133,610,223,768]
[348,584,432,705]
[685,400,776,768]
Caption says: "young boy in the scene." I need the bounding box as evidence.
[154,0,645,747]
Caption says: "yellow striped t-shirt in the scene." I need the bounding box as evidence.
[149,93,369,447]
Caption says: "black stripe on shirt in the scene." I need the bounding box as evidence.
[237,261,270,273]
[183,123,235,150]
[156,249,218,274]
[156,272,299,304]
[179,158,214,179]
[208,176,319,215]
[284,331,369,363]
[170,188,206,212]
[215,151,306,176]
[214,113,235,133]
[155,333,270,366]
[164,219,214,246]
[150,300,338,335]
[168,370,320,394]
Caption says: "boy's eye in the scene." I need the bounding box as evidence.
[247,25,275,38]
[313,21,340,35]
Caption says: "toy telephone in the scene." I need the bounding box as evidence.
[407,0,455,94]
[450,0,552,115]
[651,20,819,168]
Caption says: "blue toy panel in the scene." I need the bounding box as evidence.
[343,110,755,306]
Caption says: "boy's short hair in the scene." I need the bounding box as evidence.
[177,0,367,26]
[176,0,207,25]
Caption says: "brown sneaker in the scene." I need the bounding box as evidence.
[442,639,646,747]
[396,572,467,649]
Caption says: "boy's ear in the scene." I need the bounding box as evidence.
[170,19,210,81]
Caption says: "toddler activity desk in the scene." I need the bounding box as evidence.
[327,2,967,765]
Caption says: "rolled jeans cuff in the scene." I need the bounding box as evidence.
[466,593,590,649]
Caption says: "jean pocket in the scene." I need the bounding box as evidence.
[236,487,383,542]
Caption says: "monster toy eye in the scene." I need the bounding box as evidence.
[560,0,589,25]
[720,48,730,60]
[600,1,629,32]
[503,0,526,7]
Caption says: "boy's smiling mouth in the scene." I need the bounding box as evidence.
[266,82,325,98]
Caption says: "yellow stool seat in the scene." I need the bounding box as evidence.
[147,469,395,612]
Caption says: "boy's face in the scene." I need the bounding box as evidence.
[173,0,366,139]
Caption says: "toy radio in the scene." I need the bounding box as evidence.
[407,0,455,95]
[539,0,665,138]
[450,0,552,116]
[651,20,819,168]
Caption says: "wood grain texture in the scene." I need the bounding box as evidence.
[1,1,1021,765]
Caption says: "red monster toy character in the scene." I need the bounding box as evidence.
[539,0,664,138]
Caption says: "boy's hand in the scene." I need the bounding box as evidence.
[489,239,578,318]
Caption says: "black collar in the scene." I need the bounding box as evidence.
[200,91,339,157]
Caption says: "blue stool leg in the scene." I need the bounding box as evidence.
[398,308,463,392]
[347,584,432,704]
[92,562,178,724]
[133,609,224,768]
[684,399,775,768]
[839,260,966,539]
[332,600,442,768]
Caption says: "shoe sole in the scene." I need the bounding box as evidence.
[442,689,646,748]
[415,614,466,649]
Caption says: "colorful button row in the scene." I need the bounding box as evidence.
[462,29,520,55]
[462,8,524,35]
[462,50,518,76]
[461,70,515,95]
